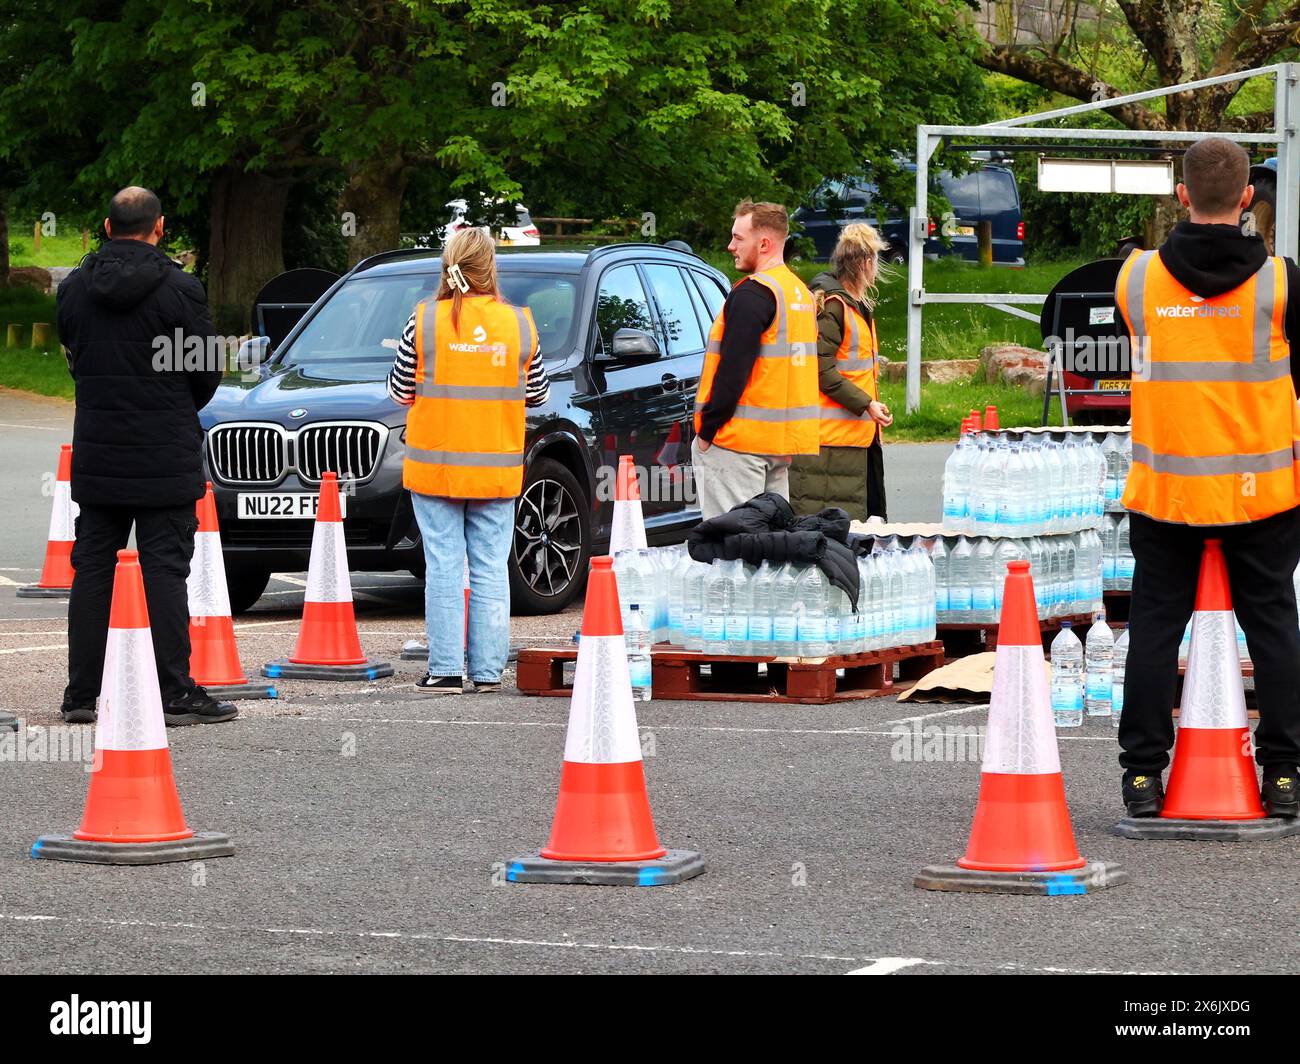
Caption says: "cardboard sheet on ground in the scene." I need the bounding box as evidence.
[899,651,1051,702]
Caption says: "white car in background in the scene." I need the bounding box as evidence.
[441,199,541,247]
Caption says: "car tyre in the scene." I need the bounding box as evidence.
[226,563,271,615]
[510,456,591,615]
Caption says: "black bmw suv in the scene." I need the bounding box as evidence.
[200,243,728,613]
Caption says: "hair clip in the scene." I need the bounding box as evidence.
[446,262,471,294]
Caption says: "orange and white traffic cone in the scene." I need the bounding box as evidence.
[18,443,77,599]
[32,549,234,864]
[917,559,1127,893]
[187,483,275,699]
[609,455,648,556]
[1115,539,1297,840]
[504,555,704,885]
[262,472,392,681]
[983,405,999,431]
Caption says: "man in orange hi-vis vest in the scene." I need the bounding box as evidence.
[1115,136,1300,819]
[691,200,820,519]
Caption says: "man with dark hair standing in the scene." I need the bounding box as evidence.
[691,199,820,519]
[56,186,237,726]
[1116,137,1300,817]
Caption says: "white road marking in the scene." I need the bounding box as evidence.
[0,643,65,655]
[0,912,860,964]
[846,957,929,975]
[0,422,59,431]
[275,575,396,606]
[883,705,988,726]
[0,574,24,587]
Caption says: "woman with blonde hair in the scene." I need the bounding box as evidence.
[789,222,893,520]
[386,227,551,693]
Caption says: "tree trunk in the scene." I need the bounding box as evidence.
[0,190,9,288]
[341,158,408,267]
[207,166,290,334]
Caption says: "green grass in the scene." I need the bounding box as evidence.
[0,348,72,399]
[876,377,1047,443]
[8,230,92,268]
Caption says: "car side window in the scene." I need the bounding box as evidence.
[593,264,656,356]
[689,270,727,321]
[643,264,705,356]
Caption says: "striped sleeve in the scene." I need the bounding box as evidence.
[524,336,551,408]
[387,311,418,406]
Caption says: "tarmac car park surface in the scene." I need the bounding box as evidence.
[1,391,1295,975]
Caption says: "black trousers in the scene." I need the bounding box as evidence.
[866,434,887,521]
[1119,506,1300,773]
[64,503,200,708]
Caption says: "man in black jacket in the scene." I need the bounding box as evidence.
[57,186,237,726]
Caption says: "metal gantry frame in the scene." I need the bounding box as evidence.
[905,61,1300,413]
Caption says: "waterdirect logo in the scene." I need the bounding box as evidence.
[1153,303,1242,319]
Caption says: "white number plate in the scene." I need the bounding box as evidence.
[237,492,347,520]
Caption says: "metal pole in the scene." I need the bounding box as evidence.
[991,63,1284,128]
[906,128,931,414]
[1274,63,1300,262]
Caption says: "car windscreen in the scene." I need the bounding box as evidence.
[278,270,577,368]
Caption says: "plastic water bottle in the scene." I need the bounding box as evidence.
[613,550,646,627]
[971,538,996,623]
[1116,514,1133,589]
[942,432,974,530]
[1003,441,1029,534]
[626,604,652,701]
[749,560,776,656]
[726,561,752,655]
[1084,613,1114,717]
[972,436,1002,534]
[1050,621,1084,727]
[932,538,950,621]
[682,559,707,652]
[993,539,1027,617]
[1043,439,1064,533]
[1061,535,1077,614]
[865,553,885,651]
[796,565,831,656]
[701,560,732,655]
[948,536,974,623]
[1111,624,1128,729]
[1024,437,1048,534]
[667,550,693,645]
[1102,432,1122,506]
[771,563,800,656]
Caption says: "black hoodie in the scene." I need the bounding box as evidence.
[1144,221,1300,397]
[56,239,221,508]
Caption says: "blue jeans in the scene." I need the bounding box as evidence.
[410,493,515,682]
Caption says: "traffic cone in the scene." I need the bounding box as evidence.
[32,550,235,864]
[187,483,275,699]
[968,408,982,431]
[1115,539,1298,840]
[18,443,77,599]
[609,455,648,556]
[262,472,393,681]
[984,405,999,430]
[917,560,1127,893]
[503,555,704,885]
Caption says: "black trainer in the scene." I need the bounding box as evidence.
[60,702,97,725]
[471,680,502,694]
[1122,770,1164,818]
[164,687,238,727]
[1261,769,1300,819]
[415,674,463,695]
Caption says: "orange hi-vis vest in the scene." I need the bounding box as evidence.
[1116,249,1300,525]
[693,264,820,456]
[818,294,879,448]
[404,294,538,499]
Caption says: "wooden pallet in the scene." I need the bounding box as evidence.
[937,612,1094,658]
[515,641,946,704]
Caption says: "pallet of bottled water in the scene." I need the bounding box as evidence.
[943,429,1133,535]
[931,531,1104,626]
[612,543,937,661]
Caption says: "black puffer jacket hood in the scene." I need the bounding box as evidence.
[687,493,861,607]
[1158,220,1267,299]
[82,240,172,310]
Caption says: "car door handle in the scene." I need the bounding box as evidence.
[660,373,679,393]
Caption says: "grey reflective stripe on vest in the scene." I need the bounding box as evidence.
[752,272,812,359]
[1254,257,1276,362]
[510,305,535,380]
[406,447,524,468]
[837,305,876,371]
[692,401,820,422]
[1141,359,1291,383]
[1123,250,1154,361]
[1131,441,1296,476]
[416,383,525,400]
[418,299,437,380]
